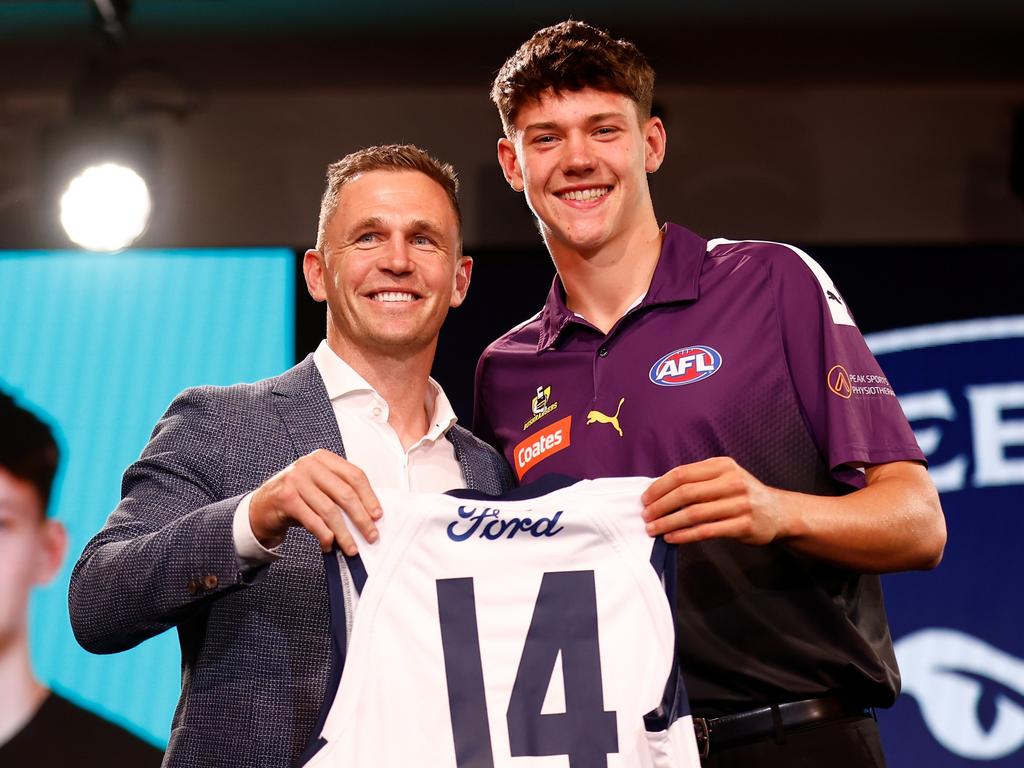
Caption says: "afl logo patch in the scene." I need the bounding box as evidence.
[649,346,723,386]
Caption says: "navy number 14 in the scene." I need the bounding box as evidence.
[436,570,618,768]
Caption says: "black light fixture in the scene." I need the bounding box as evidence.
[46,54,156,252]
[43,0,160,252]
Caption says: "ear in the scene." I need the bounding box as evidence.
[35,519,68,586]
[643,116,667,173]
[450,255,473,309]
[497,138,525,193]
[303,248,327,302]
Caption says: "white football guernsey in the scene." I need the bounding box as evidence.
[299,475,700,768]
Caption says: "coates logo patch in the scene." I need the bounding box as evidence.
[827,364,853,398]
[513,416,571,480]
[649,346,722,386]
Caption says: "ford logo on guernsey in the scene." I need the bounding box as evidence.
[649,345,723,386]
[447,506,565,542]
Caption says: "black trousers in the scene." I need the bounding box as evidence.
[699,713,887,768]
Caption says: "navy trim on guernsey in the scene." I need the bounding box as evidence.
[300,476,698,766]
[446,473,579,502]
[297,549,352,765]
[645,535,687,734]
[345,552,368,594]
[298,549,370,763]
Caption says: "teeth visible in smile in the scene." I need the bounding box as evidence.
[371,291,416,302]
[559,187,610,202]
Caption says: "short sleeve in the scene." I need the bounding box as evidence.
[767,244,925,481]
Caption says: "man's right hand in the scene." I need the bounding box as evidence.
[249,449,381,555]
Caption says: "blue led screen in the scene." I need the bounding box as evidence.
[0,249,294,746]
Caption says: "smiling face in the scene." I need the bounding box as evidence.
[497,88,666,259]
[304,169,471,361]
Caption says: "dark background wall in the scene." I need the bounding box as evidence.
[2,1,1024,250]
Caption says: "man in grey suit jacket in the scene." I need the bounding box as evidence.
[69,144,514,767]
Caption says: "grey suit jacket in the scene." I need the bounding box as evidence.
[68,356,514,768]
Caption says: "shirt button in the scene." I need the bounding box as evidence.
[598,346,609,358]
[372,406,382,418]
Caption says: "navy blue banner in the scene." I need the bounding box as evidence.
[868,317,1024,766]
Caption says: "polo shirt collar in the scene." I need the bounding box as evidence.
[536,222,708,351]
[312,340,457,440]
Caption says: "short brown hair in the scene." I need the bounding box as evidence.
[0,390,59,516]
[491,20,655,137]
[315,144,461,251]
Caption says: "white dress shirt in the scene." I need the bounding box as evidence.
[233,340,465,563]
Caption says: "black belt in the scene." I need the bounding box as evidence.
[692,697,873,757]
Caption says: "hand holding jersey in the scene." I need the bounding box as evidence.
[641,457,942,573]
[249,448,382,555]
[641,457,785,546]
[478,20,947,764]
[300,477,700,768]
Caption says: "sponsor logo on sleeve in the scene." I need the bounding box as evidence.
[512,415,571,480]
[827,363,896,399]
[523,385,559,430]
[827,364,853,398]
[649,345,722,386]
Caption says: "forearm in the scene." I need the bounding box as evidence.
[69,494,250,653]
[778,462,946,573]
[68,386,262,653]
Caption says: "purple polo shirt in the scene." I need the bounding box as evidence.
[473,223,924,714]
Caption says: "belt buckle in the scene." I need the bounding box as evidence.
[693,717,711,758]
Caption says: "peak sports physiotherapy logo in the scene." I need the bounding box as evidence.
[649,346,722,387]
[827,364,853,398]
[827,363,896,401]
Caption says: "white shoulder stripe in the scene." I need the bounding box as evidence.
[706,237,856,327]
[504,308,543,337]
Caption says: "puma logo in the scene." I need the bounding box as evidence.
[586,397,625,437]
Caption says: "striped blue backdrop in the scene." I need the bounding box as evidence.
[0,248,294,747]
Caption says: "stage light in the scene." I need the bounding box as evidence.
[58,161,152,252]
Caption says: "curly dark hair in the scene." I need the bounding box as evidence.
[491,20,655,137]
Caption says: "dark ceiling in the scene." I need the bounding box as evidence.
[1,0,1022,92]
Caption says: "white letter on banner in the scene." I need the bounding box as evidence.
[968,383,1024,488]
[899,390,966,492]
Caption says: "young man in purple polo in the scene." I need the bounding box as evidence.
[473,20,946,767]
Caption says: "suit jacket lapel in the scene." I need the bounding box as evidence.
[271,354,347,460]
